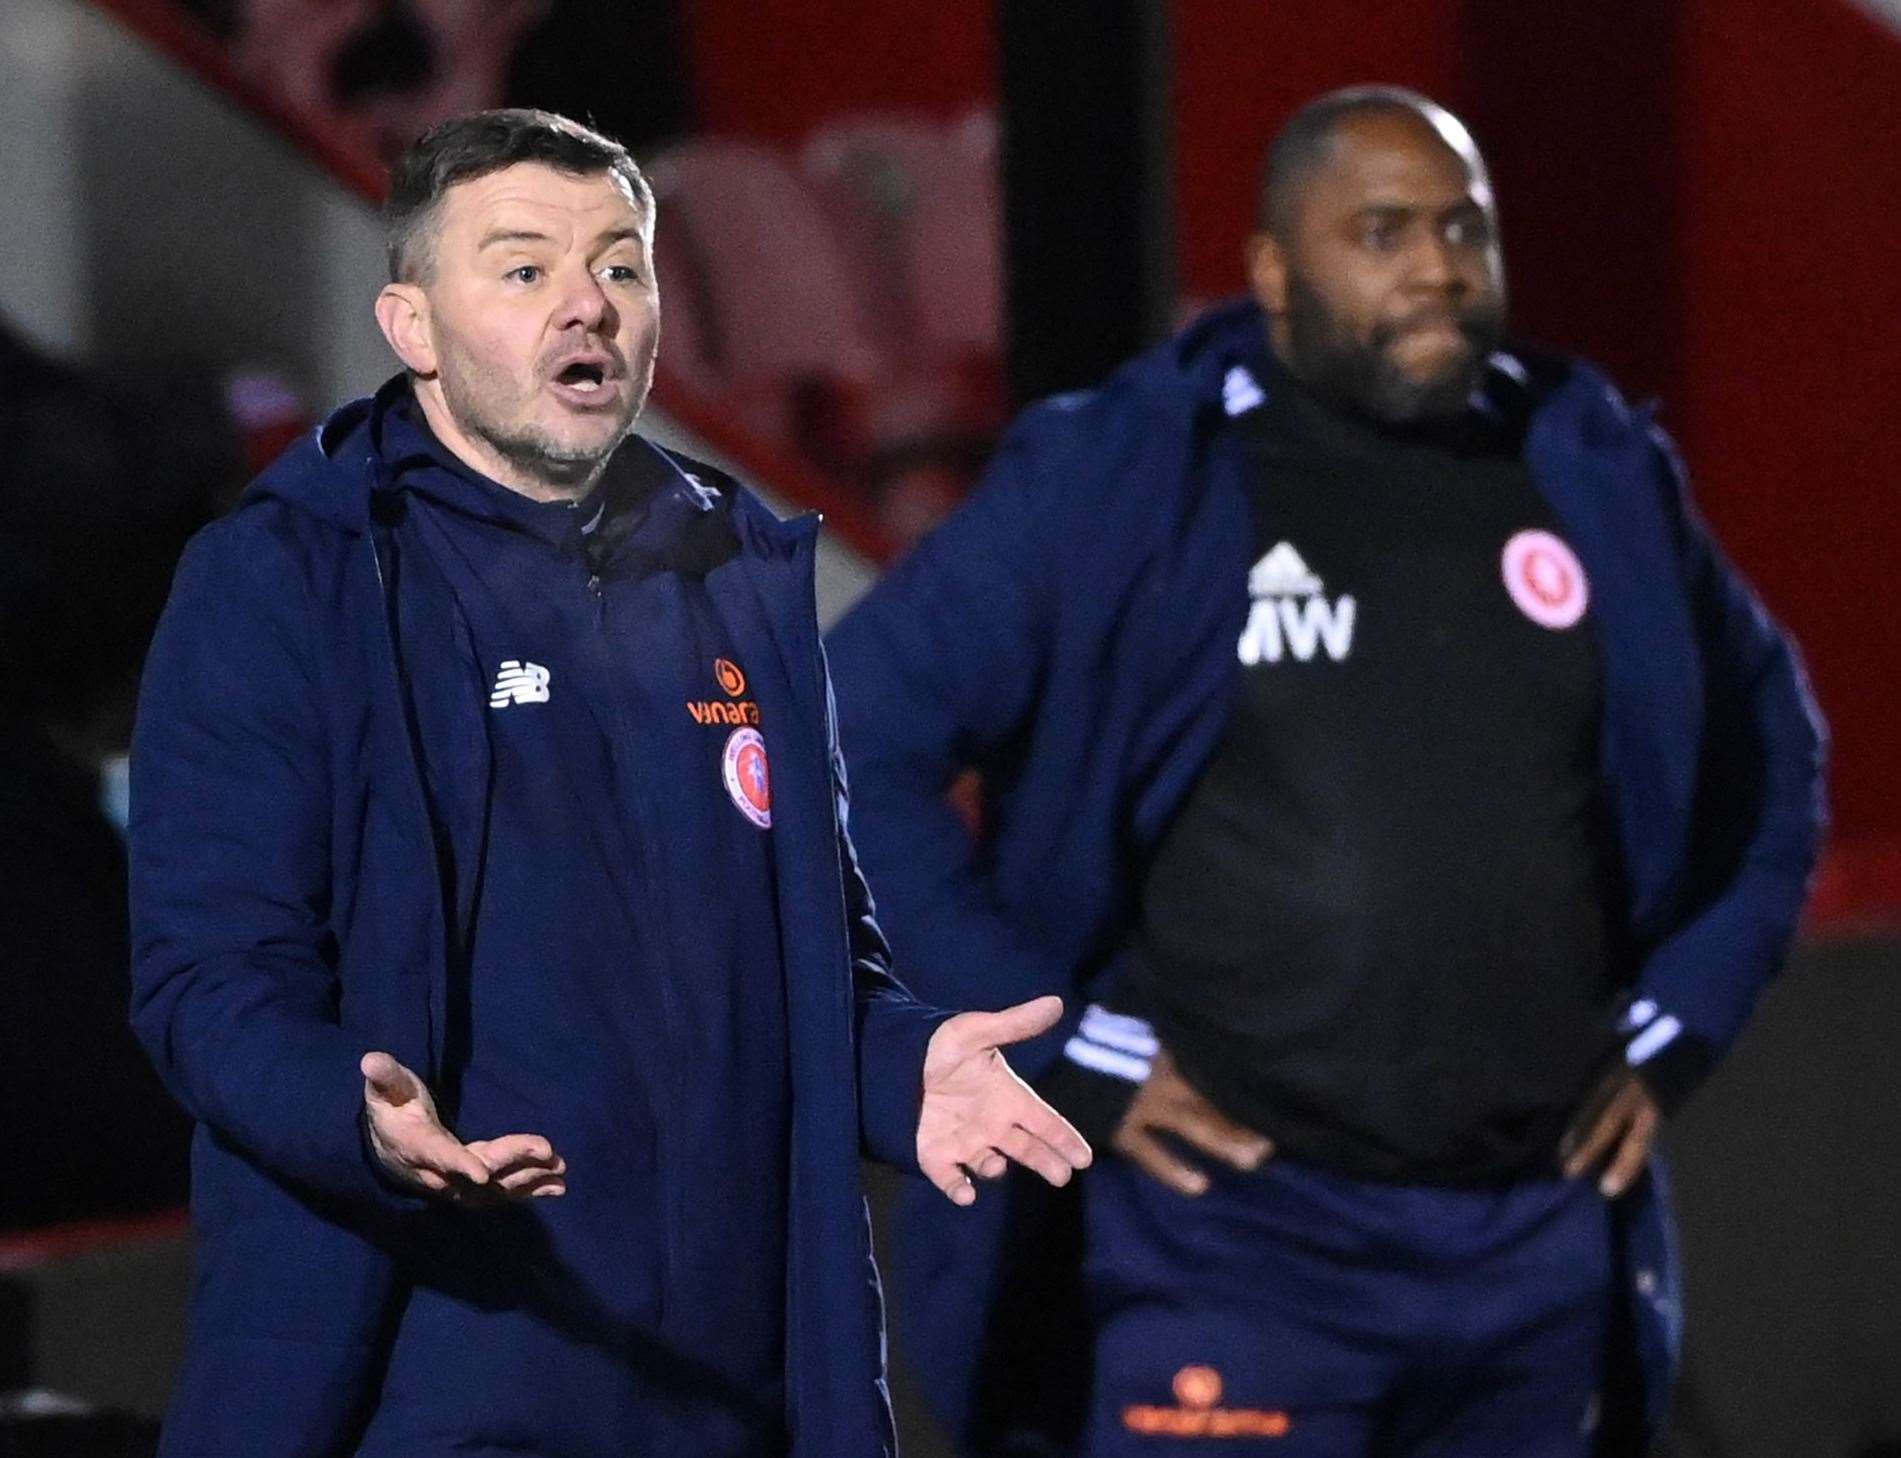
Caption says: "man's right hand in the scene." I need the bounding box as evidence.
[361,1051,566,1203]
[1111,1047,1272,1197]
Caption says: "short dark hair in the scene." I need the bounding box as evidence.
[383,108,654,283]
[1258,85,1477,235]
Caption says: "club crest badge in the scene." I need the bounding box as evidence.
[722,727,772,828]
[1501,529,1589,630]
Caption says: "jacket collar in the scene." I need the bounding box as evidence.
[264,374,781,570]
[1167,297,1578,435]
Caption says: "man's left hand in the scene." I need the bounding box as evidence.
[1559,1067,1661,1198]
[917,995,1093,1206]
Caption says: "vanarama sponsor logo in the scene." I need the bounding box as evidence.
[691,658,757,722]
[1122,1365,1291,1440]
[687,699,761,726]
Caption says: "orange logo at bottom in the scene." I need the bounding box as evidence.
[1123,1364,1290,1440]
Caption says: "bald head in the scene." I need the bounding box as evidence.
[1244,87,1507,425]
[1260,86,1491,240]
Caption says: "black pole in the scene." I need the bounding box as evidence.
[996,0,1175,408]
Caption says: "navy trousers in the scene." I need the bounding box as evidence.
[1081,1156,1613,1456]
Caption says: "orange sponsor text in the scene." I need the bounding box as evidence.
[1122,1365,1290,1440]
[688,699,762,726]
[1120,1406,1291,1439]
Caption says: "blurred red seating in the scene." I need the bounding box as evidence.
[801,111,1003,359]
[801,110,1005,438]
[647,125,1007,544]
[647,138,905,467]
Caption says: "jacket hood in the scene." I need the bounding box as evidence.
[240,389,383,536]
[242,375,445,536]
[241,374,810,560]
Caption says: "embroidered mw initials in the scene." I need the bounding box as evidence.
[1237,543,1356,665]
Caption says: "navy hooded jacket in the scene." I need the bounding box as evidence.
[129,378,947,1458]
[826,301,1827,1453]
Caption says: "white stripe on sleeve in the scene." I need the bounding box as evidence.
[1078,1004,1159,1058]
[1618,998,1660,1034]
[1063,1037,1152,1083]
[1625,1014,1683,1067]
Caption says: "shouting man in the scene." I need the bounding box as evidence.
[130,109,1088,1458]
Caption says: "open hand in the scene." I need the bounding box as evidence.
[917,996,1093,1206]
[361,1051,566,1204]
[1559,1066,1660,1198]
[1113,1047,1272,1197]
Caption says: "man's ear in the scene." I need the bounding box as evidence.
[1244,232,1289,317]
[375,283,437,376]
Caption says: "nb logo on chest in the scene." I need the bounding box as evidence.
[489,660,551,707]
[1236,543,1357,665]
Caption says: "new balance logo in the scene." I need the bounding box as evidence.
[489,660,551,707]
[1238,542,1356,665]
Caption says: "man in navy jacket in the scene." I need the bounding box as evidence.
[129,109,1088,1458]
[827,90,1825,1456]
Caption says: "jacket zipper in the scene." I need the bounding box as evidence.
[368,526,454,1082]
[582,557,685,1321]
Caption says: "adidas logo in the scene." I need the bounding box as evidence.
[1222,365,1266,417]
[490,660,551,708]
[1248,541,1324,598]
[1238,543,1356,666]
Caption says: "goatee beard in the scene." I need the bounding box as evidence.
[1282,274,1505,426]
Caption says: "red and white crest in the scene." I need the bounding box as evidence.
[1501,529,1589,630]
[722,727,772,828]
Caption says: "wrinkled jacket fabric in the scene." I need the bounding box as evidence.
[827,301,1827,1454]
[130,380,944,1458]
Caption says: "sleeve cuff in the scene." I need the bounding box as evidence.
[358,1105,431,1214]
[857,999,960,1172]
[1035,1003,1154,1150]
[1619,998,1717,1115]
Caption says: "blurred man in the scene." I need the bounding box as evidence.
[130,109,1087,1458]
[828,88,1825,1456]
[0,324,204,1232]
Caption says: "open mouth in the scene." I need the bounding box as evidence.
[554,360,610,393]
[546,356,622,408]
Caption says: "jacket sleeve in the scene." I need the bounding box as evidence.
[826,662,959,1172]
[128,520,402,1210]
[1624,431,1829,1111]
[827,416,1090,1083]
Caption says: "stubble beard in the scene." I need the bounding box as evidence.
[437,340,637,492]
[1282,272,1505,427]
